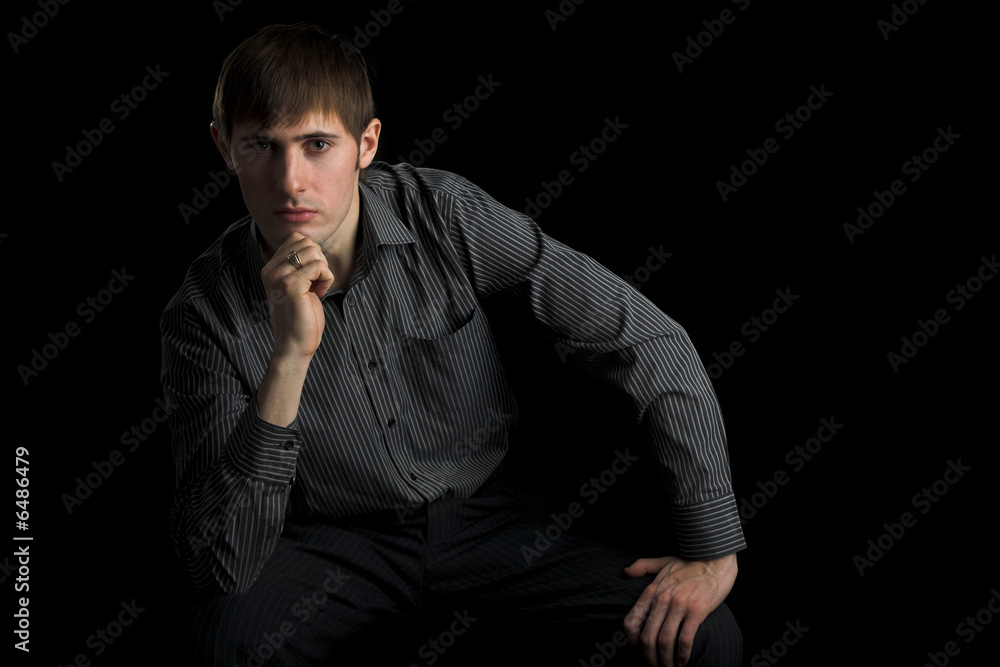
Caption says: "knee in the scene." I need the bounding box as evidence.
[687,602,742,667]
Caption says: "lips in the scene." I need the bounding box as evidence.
[275,208,317,223]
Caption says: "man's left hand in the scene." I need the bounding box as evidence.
[623,552,737,667]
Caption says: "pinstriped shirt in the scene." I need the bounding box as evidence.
[161,161,746,594]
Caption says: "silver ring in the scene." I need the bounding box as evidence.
[286,251,302,270]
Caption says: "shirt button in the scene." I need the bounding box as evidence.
[367,359,377,370]
[283,441,295,451]
[387,417,396,428]
[409,472,417,481]
[347,296,356,307]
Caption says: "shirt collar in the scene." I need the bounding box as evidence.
[357,179,416,248]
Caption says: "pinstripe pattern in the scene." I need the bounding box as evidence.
[161,161,746,595]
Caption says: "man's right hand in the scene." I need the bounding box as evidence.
[255,233,335,427]
[261,232,335,360]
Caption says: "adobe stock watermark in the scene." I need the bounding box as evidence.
[55,599,145,667]
[886,253,996,373]
[188,492,253,556]
[341,0,415,51]
[7,0,71,54]
[922,588,1000,667]
[521,448,639,565]
[0,554,19,586]
[623,245,673,292]
[16,268,136,386]
[672,0,753,73]
[716,83,834,202]
[178,169,236,224]
[13,545,30,652]
[212,0,245,21]
[396,74,503,166]
[843,125,961,244]
[748,619,810,666]
[523,116,629,219]
[236,566,352,667]
[704,287,800,380]
[852,458,970,576]
[51,64,170,182]
[407,609,478,667]
[738,416,844,525]
[393,408,512,522]
[545,0,587,31]
[554,245,673,363]
[877,0,931,41]
[61,397,173,514]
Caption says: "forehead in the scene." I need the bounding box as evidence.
[233,108,347,138]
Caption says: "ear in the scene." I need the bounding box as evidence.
[210,121,234,170]
[358,117,381,169]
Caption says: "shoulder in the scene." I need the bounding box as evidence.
[364,161,481,202]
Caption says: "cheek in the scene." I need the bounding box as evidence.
[320,159,359,189]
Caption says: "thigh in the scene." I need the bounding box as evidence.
[185,520,424,666]
[426,500,646,621]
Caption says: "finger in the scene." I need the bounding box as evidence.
[656,604,687,667]
[624,557,669,578]
[264,234,319,273]
[625,578,664,647]
[264,233,307,268]
[274,231,309,254]
[280,241,325,271]
[674,614,705,667]
[303,261,335,295]
[268,244,331,289]
[277,258,332,294]
[624,599,649,647]
[640,591,676,666]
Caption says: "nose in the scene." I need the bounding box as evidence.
[275,148,306,196]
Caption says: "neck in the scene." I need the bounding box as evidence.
[324,184,361,290]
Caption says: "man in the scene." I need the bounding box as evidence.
[161,22,745,666]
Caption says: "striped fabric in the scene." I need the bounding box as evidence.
[161,161,746,594]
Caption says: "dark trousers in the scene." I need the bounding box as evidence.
[187,466,741,666]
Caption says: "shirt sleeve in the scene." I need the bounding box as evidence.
[441,173,746,560]
[161,302,303,595]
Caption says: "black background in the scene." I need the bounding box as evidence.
[6,1,997,665]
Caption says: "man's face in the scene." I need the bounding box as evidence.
[213,110,380,259]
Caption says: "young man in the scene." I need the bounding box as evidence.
[161,22,745,666]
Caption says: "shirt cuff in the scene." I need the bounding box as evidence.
[224,394,302,484]
[671,494,747,560]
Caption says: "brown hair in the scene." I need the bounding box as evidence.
[212,23,375,159]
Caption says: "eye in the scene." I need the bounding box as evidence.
[309,139,330,151]
[249,140,271,152]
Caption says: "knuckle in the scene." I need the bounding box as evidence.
[623,615,641,633]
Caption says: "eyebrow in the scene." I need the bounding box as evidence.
[239,131,342,143]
